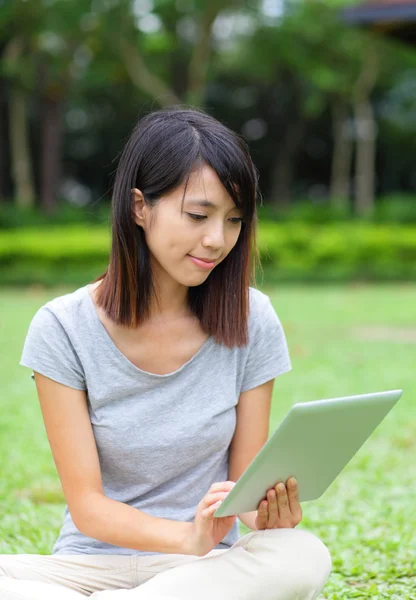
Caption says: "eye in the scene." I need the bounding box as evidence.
[187,213,206,221]
[187,213,243,224]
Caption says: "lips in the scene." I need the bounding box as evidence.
[189,255,218,263]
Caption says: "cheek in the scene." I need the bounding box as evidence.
[218,231,240,262]
[160,232,191,259]
[228,227,242,248]
[147,219,183,251]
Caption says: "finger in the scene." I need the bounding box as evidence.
[209,481,236,493]
[202,501,221,517]
[204,491,229,507]
[275,482,291,523]
[266,488,279,528]
[203,500,230,517]
[256,500,268,529]
[203,501,237,519]
[286,478,302,521]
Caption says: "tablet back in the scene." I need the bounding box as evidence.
[214,389,403,517]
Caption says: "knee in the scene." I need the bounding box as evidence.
[286,529,332,596]
[253,528,332,596]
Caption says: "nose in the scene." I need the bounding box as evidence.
[202,220,225,252]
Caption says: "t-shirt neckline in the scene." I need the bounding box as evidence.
[83,283,214,378]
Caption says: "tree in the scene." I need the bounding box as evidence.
[1,20,36,209]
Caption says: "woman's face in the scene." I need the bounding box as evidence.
[132,164,243,288]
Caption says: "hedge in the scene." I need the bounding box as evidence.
[0,222,415,286]
[257,222,416,281]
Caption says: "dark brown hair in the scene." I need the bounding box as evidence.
[92,105,263,348]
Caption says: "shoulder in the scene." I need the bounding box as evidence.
[246,286,287,343]
[21,286,88,389]
[248,286,270,309]
[28,285,89,332]
[248,286,276,323]
[240,288,291,390]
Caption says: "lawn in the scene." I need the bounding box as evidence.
[0,282,415,599]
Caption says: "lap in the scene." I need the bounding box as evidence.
[0,553,135,596]
[91,529,332,599]
[0,548,228,597]
[0,529,332,600]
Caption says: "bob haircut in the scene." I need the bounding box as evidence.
[92,105,263,348]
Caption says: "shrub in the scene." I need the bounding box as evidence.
[0,222,415,286]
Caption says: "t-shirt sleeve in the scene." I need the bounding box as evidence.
[19,305,86,391]
[241,294,292,393]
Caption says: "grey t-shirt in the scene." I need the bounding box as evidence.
[19,283,292,556]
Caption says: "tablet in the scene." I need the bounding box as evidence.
[214,389,403,517]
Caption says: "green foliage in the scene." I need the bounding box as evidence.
[257,222,416,282]
[258,202,353,224]
[1,221,415,286]
[374,195,416,224]
[0,203,111,229]
[2,194,414,232]
[0,224,110,287]
[258,195,416,224]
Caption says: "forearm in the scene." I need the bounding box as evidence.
[237,510,258,532]
[77,492,194,554]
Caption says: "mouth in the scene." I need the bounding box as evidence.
[187,255,217,269]
[190,255,218,263]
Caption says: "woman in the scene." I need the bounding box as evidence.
[2,106,331,599]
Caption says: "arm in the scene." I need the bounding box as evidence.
[33,372,193,554]
[73,492,193,554]
[228,378,275,531]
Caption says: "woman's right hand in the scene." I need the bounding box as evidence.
[182,481,237,557]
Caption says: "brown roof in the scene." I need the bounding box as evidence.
[342,0,416,43]
[365,0,416,5]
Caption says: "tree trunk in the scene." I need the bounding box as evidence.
[352,46,379,218]
[329,95,353,212]
[268,73,305,210]
[185,1,223,107]
[269,118,305,209]
[9,83,36,208]
[5,38,36,208]
[119,39,180,107]
[41,94,63,215]
[353,98,376,217]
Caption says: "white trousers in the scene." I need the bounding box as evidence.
[0,529,332,600]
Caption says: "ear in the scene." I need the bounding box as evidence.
[131,188,147,228]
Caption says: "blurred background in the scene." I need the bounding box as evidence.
[1,1,415,597]
[0,0,416,285]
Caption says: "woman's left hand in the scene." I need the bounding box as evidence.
[255,477,302,530]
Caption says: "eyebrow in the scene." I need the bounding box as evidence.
[185,199,240,212]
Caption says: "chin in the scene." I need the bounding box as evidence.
[186,271,212,285]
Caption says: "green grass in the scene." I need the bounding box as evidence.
[1,282,415,599]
